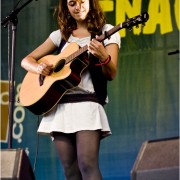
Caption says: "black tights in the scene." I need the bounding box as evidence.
[53,130,102,180]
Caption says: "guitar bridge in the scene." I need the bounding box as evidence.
[39,74,45,86]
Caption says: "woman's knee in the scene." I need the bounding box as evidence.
[78,156,99,175]
[62,159,82,179]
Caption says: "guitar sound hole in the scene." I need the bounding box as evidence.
[54,59,66,72]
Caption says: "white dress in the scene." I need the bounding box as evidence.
[37,24,121,138]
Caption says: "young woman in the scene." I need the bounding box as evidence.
[21,0,120,179]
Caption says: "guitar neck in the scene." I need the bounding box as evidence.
[96,23,122,42]
[66,45,88,64]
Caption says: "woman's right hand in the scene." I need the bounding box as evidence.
[36,62,53,76]
[21,37,57,75]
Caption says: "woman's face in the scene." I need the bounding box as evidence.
[67,0,90,22]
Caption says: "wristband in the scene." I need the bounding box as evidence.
[95,55,111,66]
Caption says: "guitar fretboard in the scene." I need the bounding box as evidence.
[66,45,88,64]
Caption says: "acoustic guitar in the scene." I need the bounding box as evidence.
[19,12,149,115]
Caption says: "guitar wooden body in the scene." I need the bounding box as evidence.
[19,42,89,115]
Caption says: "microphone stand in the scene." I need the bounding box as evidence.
[1,0,35,149]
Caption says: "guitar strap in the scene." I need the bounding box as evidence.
[57,36,107,106]
[57,38,66,54]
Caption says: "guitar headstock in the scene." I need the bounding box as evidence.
[90,12,149,43]
[122,12,149,30]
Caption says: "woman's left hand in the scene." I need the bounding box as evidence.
[88,36,109,62]
[88,35,119,80]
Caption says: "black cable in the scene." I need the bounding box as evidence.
[33,115,40,173]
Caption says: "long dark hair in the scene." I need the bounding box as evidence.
[57,0,106,41]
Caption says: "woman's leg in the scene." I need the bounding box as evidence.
[76,130,102,180]
[53,133,82,180]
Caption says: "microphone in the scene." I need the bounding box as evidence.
[168,50,179,55]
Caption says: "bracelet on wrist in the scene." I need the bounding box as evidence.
[95,55,111,66]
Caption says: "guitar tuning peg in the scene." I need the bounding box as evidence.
[142,22,145,26]
[140,23,146,30]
